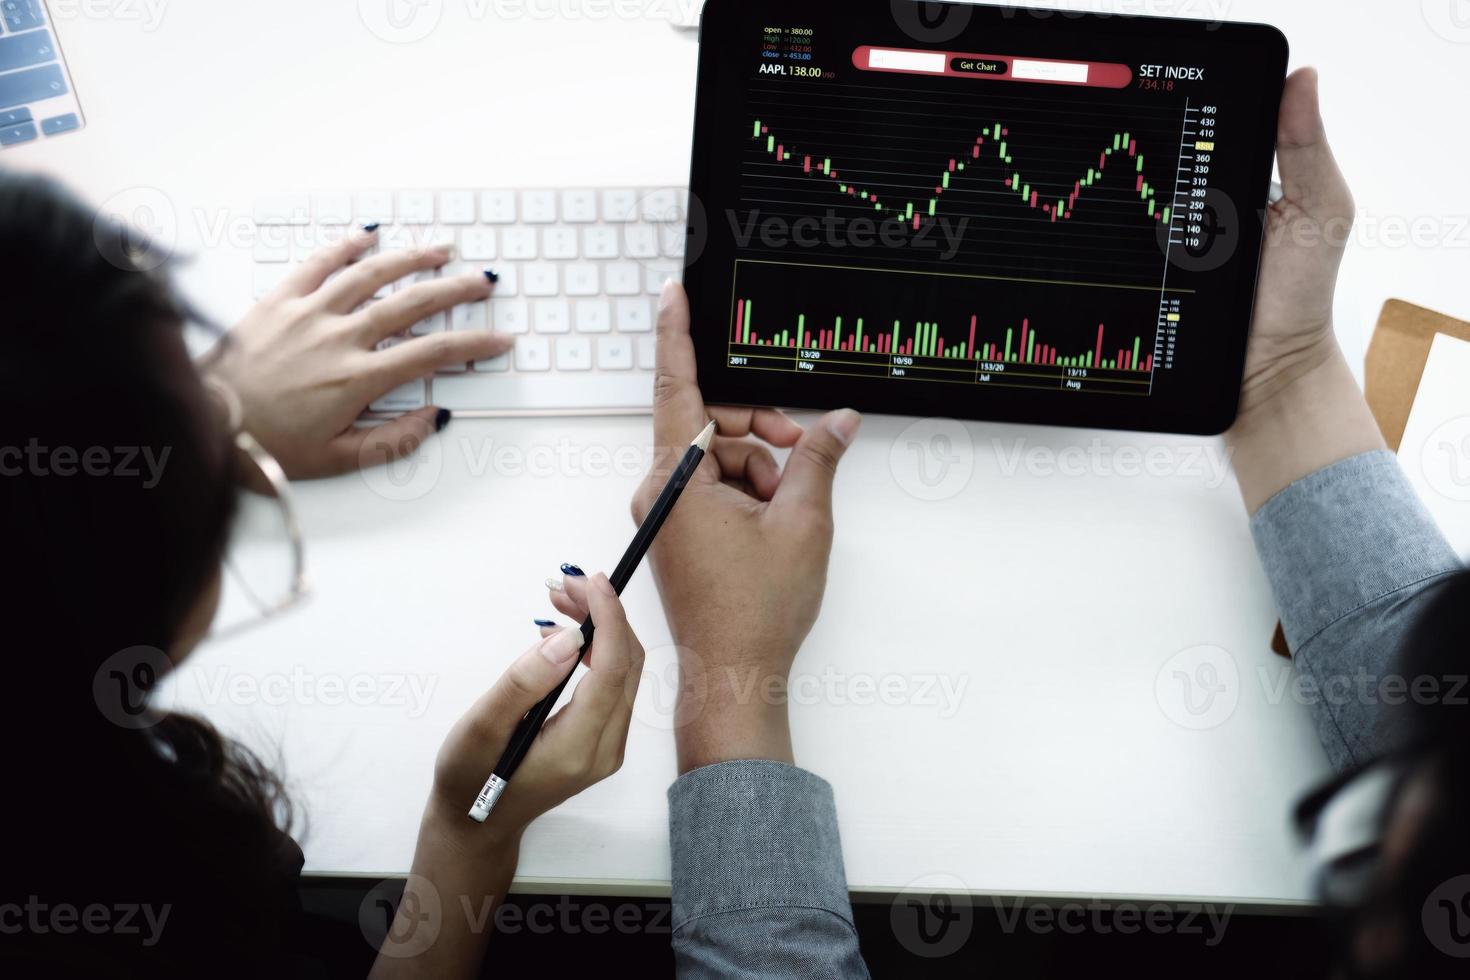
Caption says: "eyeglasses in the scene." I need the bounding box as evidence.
[203,378,311,642]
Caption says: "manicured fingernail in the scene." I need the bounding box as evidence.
[560,563,585,577]
[361,222,380,233]
[435,408,451,432]
[534,618,557,628]
[545,577,564,593]
[659,278,677,311]
[484,269,499,284]
[540,627,584,665]
[827,408,862,447]
[592,573,616,597]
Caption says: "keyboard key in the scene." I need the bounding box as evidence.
[543,226,578,259]
[561,189,598,223]
[521,190,556,223]
[564,263,599,296]
[313,192,353,225]
[645,261,680,294]
[575,299,612,333]
[601,189,638,223]
[0,29,55,72]
[2,0,44,33]
[419,225,456,251]
[439,190,476,225]
[514,336,551,371]
[473,352,511,373]
[640,188,682,221]
[398,190,435,224]
[616,298,653,333]
[490,263,519,296]
[597,336,634,371]
[254,193,311,226]
[555,337,592,371]
[582,226,618,259]
[501,227,537,260]
[533,299,571,334]
[355,190,394,223]
[624,225,658,259]
[0,108,33,126]
[0,62,63,110]
[433,372,655,412]
[451,299,487,332]
[479,190,516,224]
[437,360,469,374]
[490,299,529,334]
[378,224,417,253]
[604,262,641,296]
[459,227,497,261]
[0,120,36,145]
[636,335,657,370]
[658,222,687,258]
[371,379,427,412]
[522,263,558,297]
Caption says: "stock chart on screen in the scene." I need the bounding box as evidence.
[688,3,1286,433]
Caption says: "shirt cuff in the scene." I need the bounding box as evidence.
[667,760,854,933]
[1251,450,1460,654]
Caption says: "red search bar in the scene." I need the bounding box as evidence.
[853,46,1134,89]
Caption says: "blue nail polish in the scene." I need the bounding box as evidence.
[361,222,380,233]
[435,408,451,432]
[534,619,557,628]
[560,564,585,577]
[484,269,499,284]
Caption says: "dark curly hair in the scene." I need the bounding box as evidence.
[0,171,301,977]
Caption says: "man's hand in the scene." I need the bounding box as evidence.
[1239,67,1356,412]
[551,282,861,773]
[1226,68,1385,513]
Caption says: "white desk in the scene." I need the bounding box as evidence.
[20,0,1470,905]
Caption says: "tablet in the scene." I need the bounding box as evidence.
[684,1,1288,435]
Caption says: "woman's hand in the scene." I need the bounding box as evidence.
[1239,67,1356,412]
[205,226,512,479]
[371,577,643,979]
[426,572,644,847]
[585,282,860,774]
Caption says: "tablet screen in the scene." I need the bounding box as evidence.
[685,1,1288,435]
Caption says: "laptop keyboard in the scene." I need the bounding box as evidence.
[0,1,85,148]
[250,188,687,416]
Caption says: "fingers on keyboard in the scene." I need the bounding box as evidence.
[359,272,494,345]
[279,227,377,298]
[319,246,453,313]
[373,331,513,390]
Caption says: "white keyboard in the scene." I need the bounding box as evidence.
[249,188,688,416]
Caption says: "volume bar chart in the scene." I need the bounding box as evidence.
[734,300,1154,373]
[728,260,1180,396]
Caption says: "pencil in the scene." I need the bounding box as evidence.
[469,418,718,822]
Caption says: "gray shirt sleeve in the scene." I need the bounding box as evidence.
[1250,450,1462,770]
[667,760,869,979]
